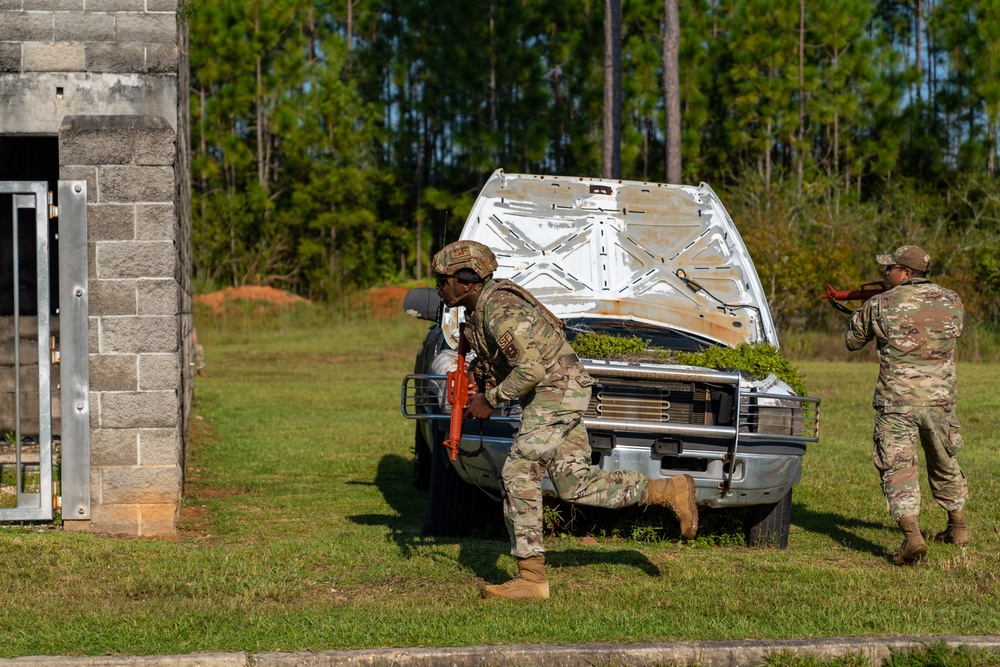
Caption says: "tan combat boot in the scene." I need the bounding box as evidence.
[481,556,549,600]
[934,509,969,546]
[893,515,928,566]
[643,475,698,540]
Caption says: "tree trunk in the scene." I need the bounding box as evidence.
[199,86,207,224]
[989,119,997,176]
[254,0,266,191]
[602,0,622,179]
[796,0,804,200]
[643,119,649,180]
[308,7,316,62]
[329,224,338,287]
[663,0,681,184]
[347,0,353,52]
[490,0,497,133]
[915,0,922,102]
[415,216,423,281]
[834,112,839,174]
[765,118,772,193]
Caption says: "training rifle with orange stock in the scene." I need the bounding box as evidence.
[443,323,471,461]
[822,281,887,314]
[441,323,506,500]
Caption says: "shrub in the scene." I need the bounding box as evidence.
[570,334,809,396]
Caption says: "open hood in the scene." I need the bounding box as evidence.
[445,169,777,350]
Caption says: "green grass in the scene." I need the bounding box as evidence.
[1,306,999,657]
[764,643,1000,667]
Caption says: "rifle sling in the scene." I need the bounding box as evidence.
[829,298,855,315]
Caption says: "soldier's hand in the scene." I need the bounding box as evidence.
[464,392,494,421]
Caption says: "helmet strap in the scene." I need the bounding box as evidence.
[444,280,483,309]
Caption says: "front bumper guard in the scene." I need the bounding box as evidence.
[402,367,819,496]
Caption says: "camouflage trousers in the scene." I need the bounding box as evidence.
[872,406,967,521]
[502,376,648,559]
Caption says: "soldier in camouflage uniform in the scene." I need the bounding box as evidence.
[432,240,698,600]
[845,245,968,566]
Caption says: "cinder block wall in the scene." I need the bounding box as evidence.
[1,0,192,535]
[60,115,183,536]
[0,1,179,127]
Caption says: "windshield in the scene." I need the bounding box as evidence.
[563,318,717,353]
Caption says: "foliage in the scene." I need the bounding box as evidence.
[186,0,1000,335]
[569,332,655,360]
[188,0,391,298]
[676,344,809,397]
[570,333,809,396]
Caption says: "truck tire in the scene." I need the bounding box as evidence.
[745,489,792,548]
[413,426,431,491]
[422,427,477,537]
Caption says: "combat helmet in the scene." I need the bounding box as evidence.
[432,240,498,281]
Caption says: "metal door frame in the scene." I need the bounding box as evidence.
[0,180,89,521]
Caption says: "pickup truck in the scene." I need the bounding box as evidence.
[401,170,819,547]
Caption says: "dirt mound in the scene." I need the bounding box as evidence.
[357,285,410,318]
[194,286,309,314]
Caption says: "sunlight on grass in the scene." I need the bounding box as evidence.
[1,303,998,657]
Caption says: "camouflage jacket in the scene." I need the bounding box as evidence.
[846,278,964,409]
[464,278,588,406]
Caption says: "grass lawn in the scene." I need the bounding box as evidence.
[0,306,998,657]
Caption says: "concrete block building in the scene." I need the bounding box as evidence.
[0,0,193,535]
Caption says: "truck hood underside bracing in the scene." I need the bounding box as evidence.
[442,170,778,350]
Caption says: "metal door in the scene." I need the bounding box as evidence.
[1,181,89,521]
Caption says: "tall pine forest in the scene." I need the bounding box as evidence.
[188,0,1000,337]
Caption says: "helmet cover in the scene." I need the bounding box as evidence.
[432,240,498,280]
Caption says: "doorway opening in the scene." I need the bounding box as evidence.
[0,136,60,515]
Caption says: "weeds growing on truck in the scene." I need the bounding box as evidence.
[401,170,820,548]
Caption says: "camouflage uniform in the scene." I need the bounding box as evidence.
[846,278,966,521]
[465,278,649,559]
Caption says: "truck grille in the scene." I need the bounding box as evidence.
[586,381,705,425]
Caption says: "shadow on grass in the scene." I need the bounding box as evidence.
[792,501,890,558]
[349,454,661,584]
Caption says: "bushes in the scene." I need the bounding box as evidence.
[570,332,809,396]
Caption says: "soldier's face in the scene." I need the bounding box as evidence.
[884,264,911,287]
[436,273,458,303]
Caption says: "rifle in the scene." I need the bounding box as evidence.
[443,323,470,461]
[822,281,886,314]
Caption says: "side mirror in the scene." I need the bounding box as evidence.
[403,287,441,322]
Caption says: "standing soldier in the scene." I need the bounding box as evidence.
[846,245,968,565]
[432,240,698,600]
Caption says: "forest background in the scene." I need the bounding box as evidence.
[187,0,1000,341]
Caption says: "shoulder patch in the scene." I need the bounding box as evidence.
[497,331,519,360]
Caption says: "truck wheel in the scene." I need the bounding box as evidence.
[745,489,792,549]
[422,427,477,537]
[413,426,431,491]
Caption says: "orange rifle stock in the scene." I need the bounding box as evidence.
[822,281,887,302]
[443,323,470,461]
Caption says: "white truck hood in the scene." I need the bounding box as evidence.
[445,169,777,350]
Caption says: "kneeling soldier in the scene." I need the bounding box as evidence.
[433,240,698,600]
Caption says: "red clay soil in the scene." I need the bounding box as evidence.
[194,285,309,314]
[195,284,414,318]
[357,285,410,318]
